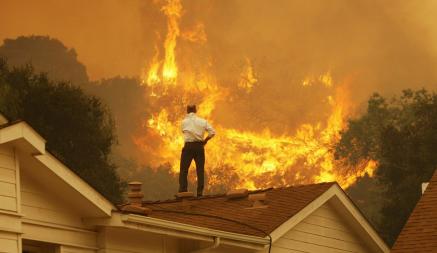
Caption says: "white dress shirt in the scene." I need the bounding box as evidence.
[181,113,216,142]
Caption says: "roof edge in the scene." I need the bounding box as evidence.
[123,214,270,249]
[0,120,115,217]
[34,153,116,216]
[332,184,390,253]
[269,183,337,241]
[270,183,389,253]
[391,168,437,252]
[85,212,269,250]
[0,121,46,154]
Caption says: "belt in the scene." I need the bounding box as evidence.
[184,141,204,147]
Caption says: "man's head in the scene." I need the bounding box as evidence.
[187,104,197,114]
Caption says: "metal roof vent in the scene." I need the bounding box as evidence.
[175,192,195,210]
[226,189,249,199]
[176,191,195,199]
[247,193,268,209]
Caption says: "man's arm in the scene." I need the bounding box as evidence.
[181,118,186,133]
[204,121,215,145]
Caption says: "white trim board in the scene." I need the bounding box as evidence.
[0,121,115,217]
[269,184,389,253]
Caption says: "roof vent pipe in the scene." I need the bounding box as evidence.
[121,181,151,215]
[127,181,144,206]
[422,182,429,194]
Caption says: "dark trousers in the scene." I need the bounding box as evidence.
[179,142,205,195]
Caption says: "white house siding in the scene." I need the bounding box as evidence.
[0,230,20,253]
[98,227,178,253]
[206,244,255,253]
[59,245,96,253]
[0,145,21,253]
[0,145,18,212]
[270,202,371,253]
[98,227,257,253]
[19,163,97,252]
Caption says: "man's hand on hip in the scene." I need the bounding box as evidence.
[203,136,213,146]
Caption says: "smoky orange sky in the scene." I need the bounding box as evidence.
[3,0,437,196]
[3,0,437,155]
[2,0,437,92]
[3,0,437,140]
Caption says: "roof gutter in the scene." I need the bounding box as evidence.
[119,213,269,250]
[190,237,220,253]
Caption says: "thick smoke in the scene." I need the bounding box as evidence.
[2,0,437,198]
[2,1,437,91]
[0,0,147,79]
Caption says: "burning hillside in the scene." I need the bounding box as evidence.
[134,0,376,192]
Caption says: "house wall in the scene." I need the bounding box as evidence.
[98,227,178,253]
[0,145,21,253]
[205,244,255,253]
[269,202,371,253]
[0,142,254,253]
[20,163,98,252]
[98,227,257,253]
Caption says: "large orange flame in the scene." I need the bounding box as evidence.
[136,0,376,191]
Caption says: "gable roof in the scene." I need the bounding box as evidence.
[116,182,389,252]
[0,120,115,217]
[391,169,437,253]
[137,183,334,237]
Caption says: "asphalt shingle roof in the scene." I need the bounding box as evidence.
[128,182,335,237]
[391,169,437,253]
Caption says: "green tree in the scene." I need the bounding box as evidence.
[0,58,124,203]
[336,89,437,245]
[84,76,149,157]
[0,36,89,85]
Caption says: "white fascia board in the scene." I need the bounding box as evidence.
[269,184,389,253]
[33,153,116,216]
[0,121,46,154]
[123,214,270,245]
[269,184,337,242]
[0,121,115,217]
[85,212,269,250]
[330,184,390,253]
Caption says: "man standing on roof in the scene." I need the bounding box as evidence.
[179,104,215,197]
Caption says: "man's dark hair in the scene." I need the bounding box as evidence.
[187,104,197,113]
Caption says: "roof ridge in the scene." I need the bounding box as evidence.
[122,181,336,238]
[141,182,336,205]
